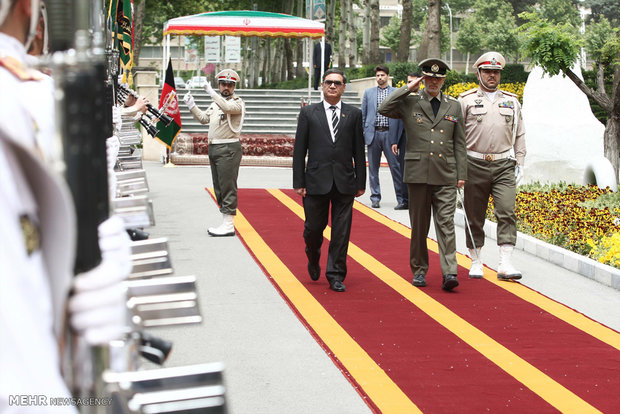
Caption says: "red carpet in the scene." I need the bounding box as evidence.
[218,188,620,413]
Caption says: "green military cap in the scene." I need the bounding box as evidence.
[419,58,450,78]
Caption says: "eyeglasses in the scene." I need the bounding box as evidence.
[323,80,344,86]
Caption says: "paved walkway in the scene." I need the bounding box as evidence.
[142,161,620,414]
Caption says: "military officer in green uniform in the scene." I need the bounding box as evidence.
[379,58,467,291]
[458,51,526,280]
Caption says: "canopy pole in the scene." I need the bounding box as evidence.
[307,37,312,103]
[320,37,325,101]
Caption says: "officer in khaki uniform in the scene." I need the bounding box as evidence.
[379,58,467,291]
[458,51,526,280]
[183,69,245,237]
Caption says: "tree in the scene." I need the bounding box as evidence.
[380,15,403,54]
[520,13,620,184]
[456,16,483,74]
[462,0,520,60]
[397,0,414,62]
[368,0,381,63]
[538,0,581,27]
[417,0,442,60]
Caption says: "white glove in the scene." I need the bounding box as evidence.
[515,164,524,185]
[183,92,196,110]
[68,216,131,345]
[204,81,216,97]
[112,105,122,130]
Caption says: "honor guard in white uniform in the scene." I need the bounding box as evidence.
[183,68,245,237]
[0,1,131,411]
[458,51,526,280]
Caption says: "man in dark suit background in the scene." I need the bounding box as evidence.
[379,59,467,291]
[293,68,366,292]
[313,41,332,90]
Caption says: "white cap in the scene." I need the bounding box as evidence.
[473,52,506,70]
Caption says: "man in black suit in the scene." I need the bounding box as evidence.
[313,41,332,90]
[293,68,366,292]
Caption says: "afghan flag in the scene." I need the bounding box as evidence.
[155,59,182,149]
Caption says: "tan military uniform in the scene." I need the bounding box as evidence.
[189,93,244,215]
[379,87,467,277]
[0,33,77,410]
[459,88,526,248]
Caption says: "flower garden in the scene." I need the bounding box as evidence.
[485,183,620,269]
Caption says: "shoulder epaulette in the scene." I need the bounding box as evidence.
[500,90,518,98]
[459,88,478,98]
[0,56,42,81]
[447,95,458,101]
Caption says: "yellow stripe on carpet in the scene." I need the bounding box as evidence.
[355,202,620,353]
[270,189,601,414]
[231,198,421,413]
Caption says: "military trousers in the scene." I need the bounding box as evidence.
[408,183,458,276]
[463,156,517,249]
[208,141,242,215]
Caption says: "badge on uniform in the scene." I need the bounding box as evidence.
[20,214,40,255]
[413,112,423,124]
[498,101,514,109]
[475,99,482,105]
[444,114,458,123]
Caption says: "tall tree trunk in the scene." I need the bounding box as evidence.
[295,0,305,77]
[326,0,336,45]
[132,0,146,67]
[418,0,442,61]
[263,38,270,84]
[369,0,380,64]
[284,38,295,80]
[347,0,357,67]
[465,52,470,75]
[362,0,370,64]
[397,0,413,62]
[603,117,620,184]
[338,0,347,68]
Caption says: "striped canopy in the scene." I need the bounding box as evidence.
[163,10,325,39]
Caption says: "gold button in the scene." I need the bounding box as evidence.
[438,154,443,158]
[430,152,434,156]
[431,128,434,132]
[431,140,434,144]
[440,141,444,145]
[440,129,444,133]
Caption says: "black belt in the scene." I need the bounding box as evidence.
[375,126,389,132]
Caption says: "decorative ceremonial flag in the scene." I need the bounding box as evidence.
[155,59,182,149]
[109,0,134,83]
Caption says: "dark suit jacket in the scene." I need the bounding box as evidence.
[379,87,467,186]
[293,102,366,195]
[361,85,405,146]
[313,42,332,69]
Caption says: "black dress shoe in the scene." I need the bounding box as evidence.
[329,280,346,292]
[394,203,408,210]
[412,274,427,287]
[442,274,459,291]
[371,201,380,208]
[308,262,320,281]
